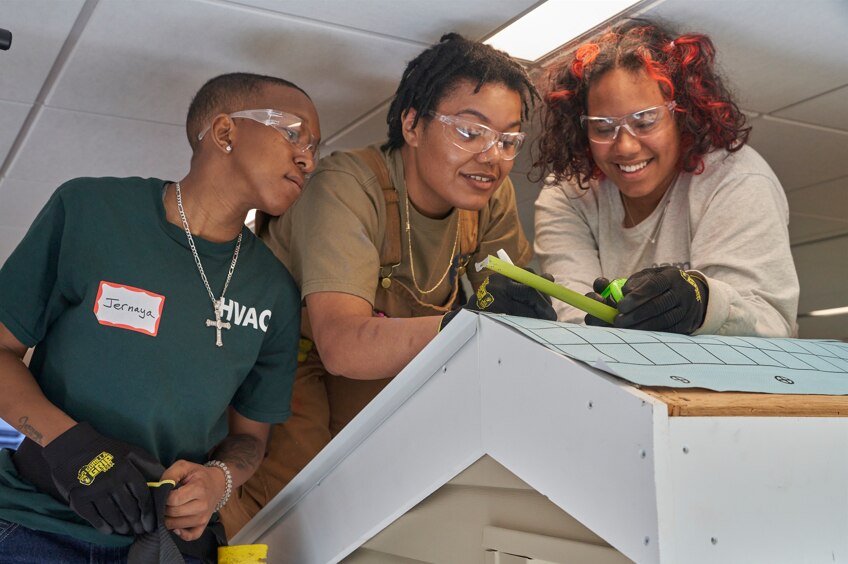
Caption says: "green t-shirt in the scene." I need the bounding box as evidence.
[0,177,300,546]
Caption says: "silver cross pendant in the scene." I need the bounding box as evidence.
[205,300,231,347]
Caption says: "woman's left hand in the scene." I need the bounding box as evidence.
[614,266,708,334]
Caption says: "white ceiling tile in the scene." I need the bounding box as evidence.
[46,0,424,140]
[786,176,848,243]
[647,0,848,113]
[774,85,848,131]
[0,178,56,230]
[231,0,539,43]
[792,236,848,313]
[0,100,30,159]
[0,225,27,267]
[747,116,848,191]
[322,106,390,153]
[790,215,848,246]
[5,107,189,187]
[0,0,85,103]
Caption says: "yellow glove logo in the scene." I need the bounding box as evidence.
[77,452,115,486]
[476,277,495,310]
[679,271,702,303]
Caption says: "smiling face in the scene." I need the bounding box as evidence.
[586,68,680,208]
[401,80,522,218]
[229,83,321,216]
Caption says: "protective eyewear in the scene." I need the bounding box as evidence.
[580,101,677,144]
[198,108,319,159]
[428,111,526,160]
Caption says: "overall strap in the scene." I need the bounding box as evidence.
[458,209,478,257]
[350,147,401,267]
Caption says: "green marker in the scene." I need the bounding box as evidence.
[601,277,628,303]
[476,255,619,324]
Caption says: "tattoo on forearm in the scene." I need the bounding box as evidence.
[17,416,43,445]
[212,434,262,472]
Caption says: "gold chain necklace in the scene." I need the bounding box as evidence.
[405,189,460,295]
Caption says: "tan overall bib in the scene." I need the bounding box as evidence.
[220,148,479,537]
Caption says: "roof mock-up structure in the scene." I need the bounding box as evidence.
[232,312,848,563]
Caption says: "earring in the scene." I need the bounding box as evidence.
[226,145,232,153]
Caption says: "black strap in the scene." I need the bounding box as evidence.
[127,481,185,564]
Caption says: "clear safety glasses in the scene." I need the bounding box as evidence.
[580,101,677,144]
[198,108,320,159]
[428,111,526,160]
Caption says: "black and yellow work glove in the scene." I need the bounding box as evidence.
[41,422,161,535]
[588,267,708,334]
[584,276,619,328]
[440,271,557,330]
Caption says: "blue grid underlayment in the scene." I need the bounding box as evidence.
[484,314,848,395]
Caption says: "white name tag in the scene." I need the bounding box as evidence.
[93,281,165,336]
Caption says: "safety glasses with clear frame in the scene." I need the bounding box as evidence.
[198,108,319,159]
[427,111,526,160]
[580,101,677,144]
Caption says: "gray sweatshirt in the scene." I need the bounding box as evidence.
[534,145,799,337]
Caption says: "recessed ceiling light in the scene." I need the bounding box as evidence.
[803,306,848,318]
[485,0,644,62]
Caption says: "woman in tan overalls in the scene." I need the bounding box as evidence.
[220,33,557,537]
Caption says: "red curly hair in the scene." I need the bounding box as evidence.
[533,19,750,188]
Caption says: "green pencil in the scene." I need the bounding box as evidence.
[476,255,619,324]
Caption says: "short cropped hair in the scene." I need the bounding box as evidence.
[382,33,538,151]
[186,73,309,151]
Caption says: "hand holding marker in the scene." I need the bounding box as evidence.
[475,250,619,324]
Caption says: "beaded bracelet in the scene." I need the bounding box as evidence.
[204,460,233,512]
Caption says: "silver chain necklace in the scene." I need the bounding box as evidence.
[622,196,670,244]
[175,182,242,347]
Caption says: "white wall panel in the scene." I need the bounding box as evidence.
[666,417,848,563]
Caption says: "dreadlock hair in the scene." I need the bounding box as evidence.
[533,19,750,188]
[382,33,539,151]
[186,72,310,151]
